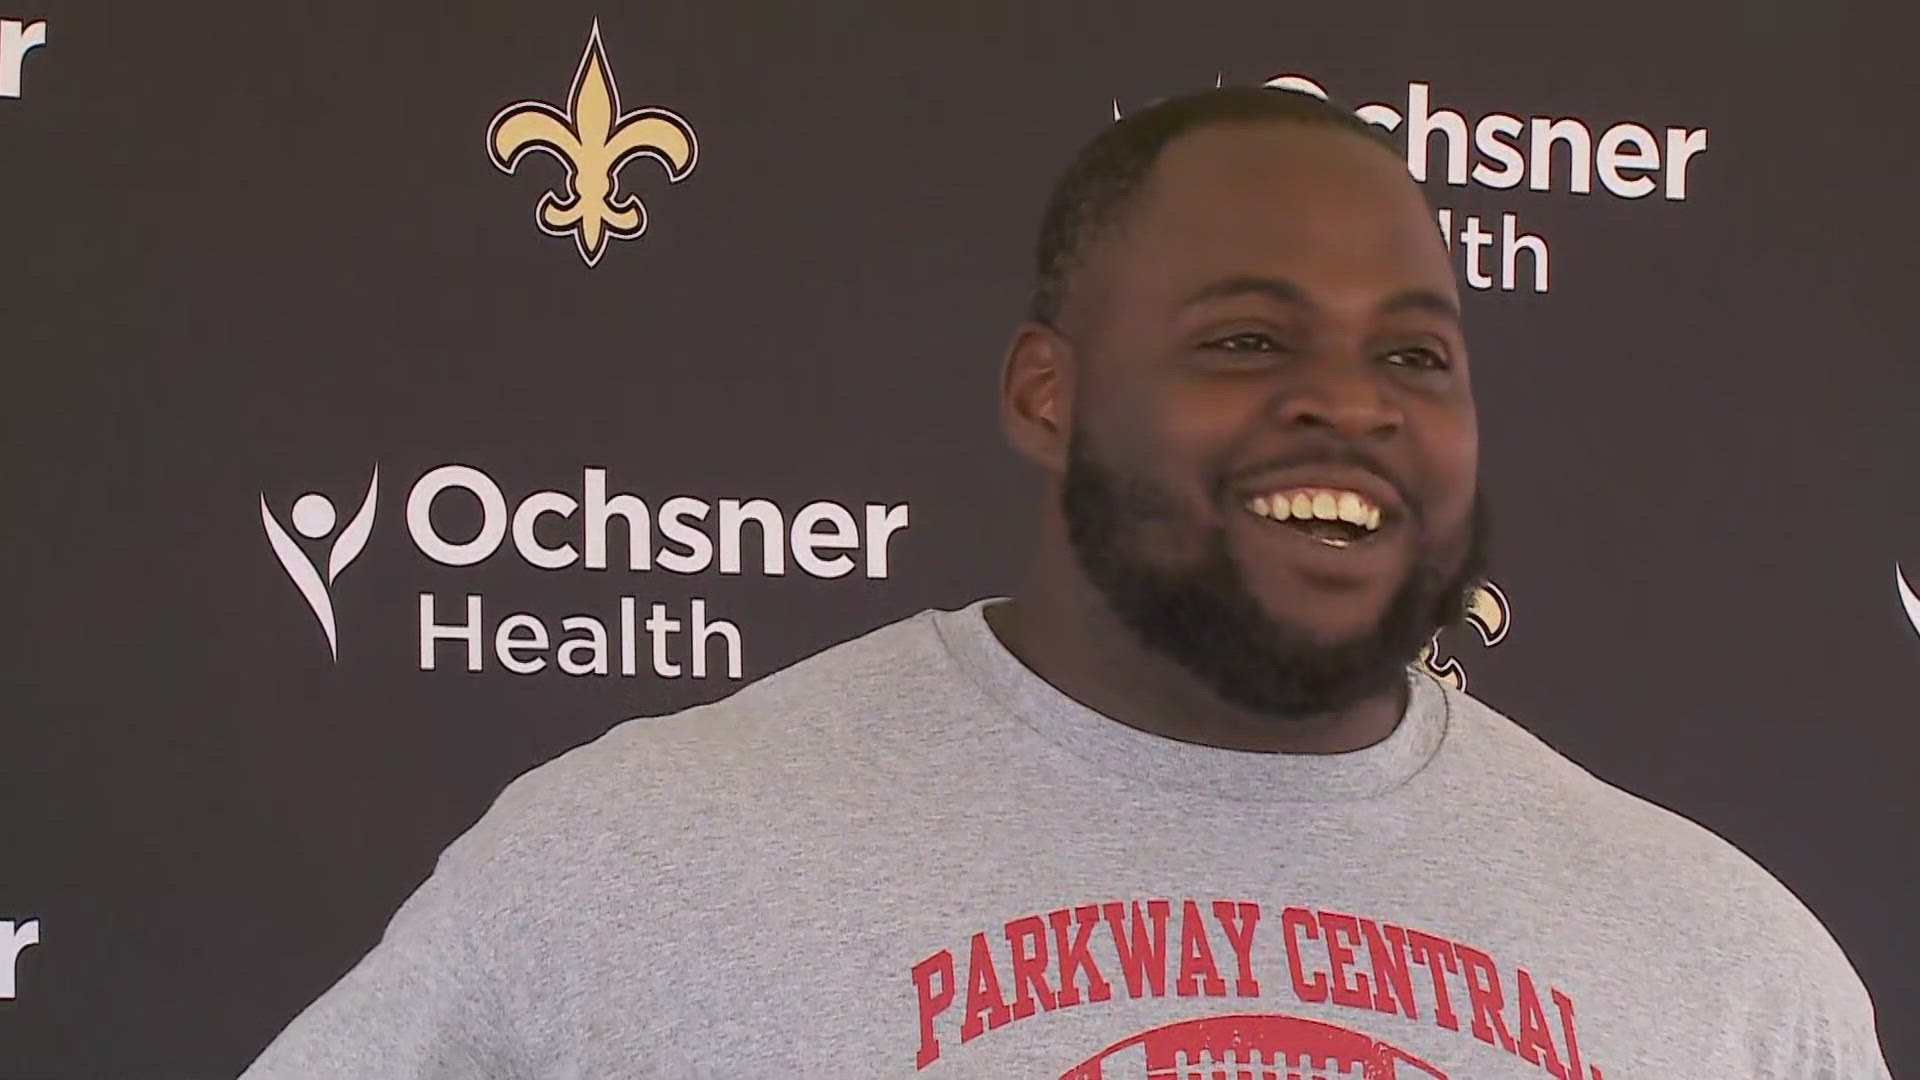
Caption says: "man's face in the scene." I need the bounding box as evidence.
[1055,120,1484,719]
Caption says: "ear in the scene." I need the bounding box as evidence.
[1000,321,1076,473]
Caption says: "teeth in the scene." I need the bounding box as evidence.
[1243,487,1386,533]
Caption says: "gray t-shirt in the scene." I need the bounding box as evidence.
[240,598,1890,1078]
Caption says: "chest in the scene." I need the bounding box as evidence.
[514,864,1750,1079]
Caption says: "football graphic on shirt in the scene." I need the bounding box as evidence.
[1060,1012,1449,1079]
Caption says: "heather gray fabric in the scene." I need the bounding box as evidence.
[240,598,1890,1079]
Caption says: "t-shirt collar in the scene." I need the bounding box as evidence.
[931,596,1450,803]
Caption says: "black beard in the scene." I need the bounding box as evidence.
[1060,426,1491,720]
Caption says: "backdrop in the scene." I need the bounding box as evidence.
[3,2,1914,1076]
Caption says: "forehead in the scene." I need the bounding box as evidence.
[1094,120,1455,312]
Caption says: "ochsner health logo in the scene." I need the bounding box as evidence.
[261,468,380,660]
[262,463,912,679]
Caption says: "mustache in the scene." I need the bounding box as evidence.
[1218,443,1421,522]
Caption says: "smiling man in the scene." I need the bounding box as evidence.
[240,88,1888,1079]
[998,93,1486,757]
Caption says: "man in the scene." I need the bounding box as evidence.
[241,87,1889,1078]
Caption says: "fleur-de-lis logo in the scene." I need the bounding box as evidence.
[1418,580,1511,690]
[486,21,697,267]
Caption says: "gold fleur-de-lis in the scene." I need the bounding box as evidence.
[487,21,697,266]
[1418,580,1511,690]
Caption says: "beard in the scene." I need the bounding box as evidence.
[1060,425,1491,720]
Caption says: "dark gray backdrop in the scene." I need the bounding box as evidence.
[3,1,1913,1076]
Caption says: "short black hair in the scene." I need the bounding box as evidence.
[1028,85,1399,326]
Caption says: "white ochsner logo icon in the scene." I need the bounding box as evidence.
[262,469,379,660]
[1899,564,1920,643]
[487,21,697,266]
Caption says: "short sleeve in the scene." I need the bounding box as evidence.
[1752,933,1892,1080]
[238,816,528,1080]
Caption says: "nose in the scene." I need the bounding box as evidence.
[1273,355,1404,440]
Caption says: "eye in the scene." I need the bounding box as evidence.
[1203,331,1288,353]
[1383,346,1451,371]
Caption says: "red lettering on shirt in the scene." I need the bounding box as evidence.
[1361,918,1418,1020]
[908,896,1610,1079]
[1515,967,1569,1079]
[1554,984,1606,1080]
[1455,942,1519,1053]
[1175,898,1227,997]
[1048,904,1112,1008]
[1005,914,1057,1020]
[1406,928,1462,1031]
[1281,905,1328,1004]
[1318,909,1373,1009]
[958,931,1011,1043]
[1101,899,1170,999]
[910,948,954,1067]
[1211,900,1262,997]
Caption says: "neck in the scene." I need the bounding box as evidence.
[987,530,1409,755]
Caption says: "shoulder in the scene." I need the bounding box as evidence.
[508,607,945,795]
[1441,682,1782,891]
[441,606,962,870]
[1439,684,1877,1006]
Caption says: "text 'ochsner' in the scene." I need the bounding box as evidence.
[410,465,911,679]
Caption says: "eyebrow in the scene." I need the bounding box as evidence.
[1176,275,1461,324]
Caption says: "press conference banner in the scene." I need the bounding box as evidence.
[3,2,1913,1076]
